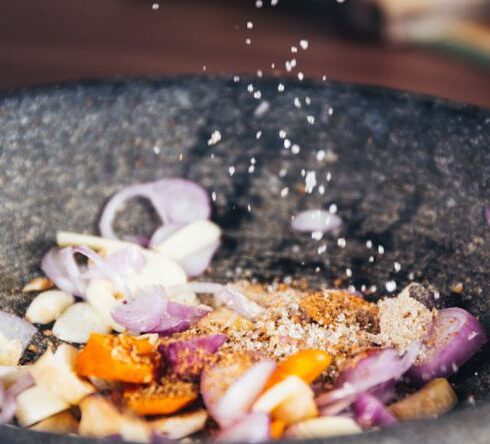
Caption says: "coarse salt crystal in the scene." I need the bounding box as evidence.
[279,129,287,138]
[247,21,254,29]
[208,130,222,146]
[385,280,397,292]
[278,83,285,92]
[228,166,236,176]
[337,238,346,248]
[307,115,315,124]
[300,39,309,50]
[291,144,300,154]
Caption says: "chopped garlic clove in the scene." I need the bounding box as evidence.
[53,303,111,343]
[0,365,31,387]
[79,395,150,442]
[150,410,208,439]
[56,231,131,255]
[0,333,23,366]
[16,385,69,427]
[252,376,308,413]
[154,220,221,262]
[30,344,95,405]
[285,417,361,439]
[26,290,75,324]
[30,410,79,434]
[85,279,125,332]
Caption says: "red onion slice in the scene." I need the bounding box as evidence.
[177,282,263,319]
[316,346,418,407]
[215,412,270,443]
[111,286,168,333]
[291,209,342,233]
[0,373,34,425]
[202,358,276,428]
[160,334,227,378]
[408,307,487,383]
[83,246,146,279]
[0,311,37,353]
[74,246,131,298]
[99,179,211,240]
[41,247,86,297]
[111,286,210,334]
[354,393,397,429]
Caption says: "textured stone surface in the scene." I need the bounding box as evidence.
[0,76,489,443]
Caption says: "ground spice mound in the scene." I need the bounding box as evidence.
[187,282,379,376]
[372,290,435,352]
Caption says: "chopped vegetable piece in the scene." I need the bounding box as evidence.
[285,416,361,439]
[79,395,150,442]
[123,379,198,416]
[76,334,156,383]
[215,412,270,443]
[266,349,331,388]
[150,409,207,439]
[270,420,286,439]
[388,378,457,421]
[30,411,79,434]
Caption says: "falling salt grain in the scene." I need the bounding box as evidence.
[256,0,263,7]
[394,262,401,272]
[311,231,323,240]
[305,171,317,193]
[369,256,374,263]
[152,3,160,10]
[385,280,397,292]
[256,130,262,139]
[291,46,298,53]
[202,65,207,71]
[408,272,415,280]
[245,38,252,45]
[247,21,254,29]
[208,130,222,146]
[317,244,327,254]
[378,245,385,255]
[294,97,302,108]
[337,238,346,248]
[298,72,304,81]
[300,39,309,50]
[280,187,289,197]
[248,165,255,173]
[329,204,338,214]
[271,0,279,6]
[254,101,270,117]
[247,84,254,93]
[318,185,325,194]
[328,107,334,115]
[278,83,285,92]
[279,129,287,139]
[211,192,217,202]
[253,90,262,99]
[247,204,252,212]
[233,76,240,83]
[305,97,311,105]
[291,144,300,154]
[316,150,326,161]
[322,75,327,81]
[326,172,332,181]
[307,115,315,124]
[279,168,287,177]
[468,331,478,341]
[366,240,373,249]
[283,139,291,149]
[257,69,263,77]
[346,268,352,277]
[228,166,236,176]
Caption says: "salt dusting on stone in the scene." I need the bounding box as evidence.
[207,130,222,146]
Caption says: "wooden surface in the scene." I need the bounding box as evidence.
[0,0,489,107]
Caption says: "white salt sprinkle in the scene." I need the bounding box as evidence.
[247,21,254,29]
[385,280,397,292]
[207,130,222,146]
[338,238,346,248]
[300,39,309,50]
[152,3,160,10]
[228,166,236,176]
[291,144,300,154]
[256,130,262,139]
[278,83,285,92]
[280,187,289,197]
[307,115,315,124]
[279,129,287,138]
[298,72,304,81]
[254,101,270,117]
[394,262,401,272]
[305,171,317,193]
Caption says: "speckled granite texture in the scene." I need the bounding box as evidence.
[0,76,489,443]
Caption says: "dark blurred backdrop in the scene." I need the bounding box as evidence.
[0,0,489,106]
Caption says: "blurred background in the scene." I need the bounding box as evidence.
[1,0,489,107]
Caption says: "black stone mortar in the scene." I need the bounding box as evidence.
[0,76,489,443]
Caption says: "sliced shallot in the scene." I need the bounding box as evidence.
[0,311,37,353]
[291,209,342,233]
[176,282,263,319]
[41,247,86,297]
[316,346,418,407]
[215,412,270,443]
[353,393,397,429]
[408,307,487,383]
[160,334,227,378]
[99,178,210,240]
[202,356,276,428]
